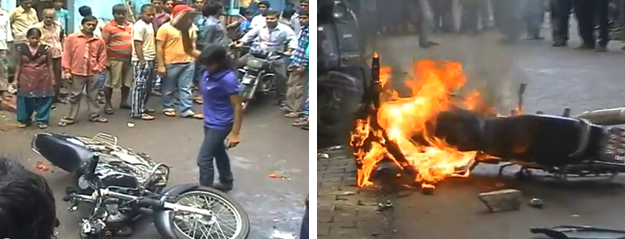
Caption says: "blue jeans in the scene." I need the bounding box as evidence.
[162,62,195,114]
[196,126,234,187]
[97,71,107,90]
[299,204,309,239]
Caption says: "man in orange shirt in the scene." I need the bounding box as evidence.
[156,5,202,119]
[102,4,133,115]
[58,16,108,127]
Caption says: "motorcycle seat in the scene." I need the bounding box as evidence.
[33,133,94,172]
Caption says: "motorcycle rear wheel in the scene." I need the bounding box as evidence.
[171,187,250,239]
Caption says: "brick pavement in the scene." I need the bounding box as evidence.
[317,147,396,239]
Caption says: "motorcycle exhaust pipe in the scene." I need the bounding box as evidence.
[575,107,625,126]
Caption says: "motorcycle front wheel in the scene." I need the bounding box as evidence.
[171,187,250,239]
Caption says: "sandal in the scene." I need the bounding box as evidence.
[163,109,176,117]
[37,123,48,129]
[119,104,131,110]
[58,117,74,127]
[285,112,301,118]
[89,115,108,123]
[104,106,115,115]
[132,113,155,121]
[182,112,204,119]
[144,108,156,114]
[16,122,29,128]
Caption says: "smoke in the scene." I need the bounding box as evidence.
[364,0,537,111]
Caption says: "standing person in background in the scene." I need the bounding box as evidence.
[415,0,437,48]
[58,16,108,127]
[156,5,203,119]
[152,0,171,30]
[459,0,481,34]
[130,4,157,121]
[290,0,308,35]
[78,6,106,37]
[12,28,55,129]
[53,0,69,32]
[524,0,546,40]
[195,1,229,105]
[192,0,205,11]
[552,0,573,47]
[0,2,12,107]
[29,8,65,104]
[10,0,38,43]
[574,0,610,51]
[492,0,524,42]
[279,9,295,30]
[102,4,134,115]
[250,1,270,29]
[164,0,176,13]
[284,10,308,118]
[292,39,308,130]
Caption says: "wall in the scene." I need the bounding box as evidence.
[68,0,123,33]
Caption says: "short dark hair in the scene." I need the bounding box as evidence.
[173,0,186,7]
[202,1,222,16]
[300,10,309,17]
[300,0,308,3]
[26,28,42,38]
[0,157,58,239]
[281,9,295,19]
[258,1,270,8]
[78,5,92,17]
[81,15,98,25]
[264,9,279,17]
[141,4,154,13]
[198,45,230,70]
[244,9,253,15]
[112,3,127,14]
[52,0,62,2]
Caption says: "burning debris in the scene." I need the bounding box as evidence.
[350,54,509,191]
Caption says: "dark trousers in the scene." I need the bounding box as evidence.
[460,0,481,33]
[52,58,63,100]
[492,0,524,40]
[196,126,234,187]
[16,96,53,124]
[552,0,572,42]
[575,0,610,46]
[432,0,454,31]
[299,204,309,239]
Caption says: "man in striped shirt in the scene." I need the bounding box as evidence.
[101,4,134,115]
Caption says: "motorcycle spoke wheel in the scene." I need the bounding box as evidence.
[172,191,244,239]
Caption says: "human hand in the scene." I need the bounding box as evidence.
[225,133,240,149]
[157,65,167,76]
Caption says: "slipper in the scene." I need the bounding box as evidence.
[58,117,74,127]
[144,108,156,114]
[163,109,176,117]
[104,107,115,115]
[16,122,29,128]
[89,115,108,123]
[37,123,48,129]
[119,104,131,110]
[132,113,155,121]
[182,112,204,119]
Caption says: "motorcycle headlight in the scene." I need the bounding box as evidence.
[247,59,265,69]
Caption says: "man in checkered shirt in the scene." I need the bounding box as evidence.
[283,10,309,121]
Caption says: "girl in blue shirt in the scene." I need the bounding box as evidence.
[175,11,244,191]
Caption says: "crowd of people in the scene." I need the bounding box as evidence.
[0,0,309,131]
[371,0,625,51]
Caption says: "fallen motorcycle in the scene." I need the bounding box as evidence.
[32,132,250,239]
[359,55,625,184]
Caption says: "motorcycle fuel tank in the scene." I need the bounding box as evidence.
[95,162,141,189]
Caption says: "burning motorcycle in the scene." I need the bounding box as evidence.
[351,55,625,190]
[32,132,250,239]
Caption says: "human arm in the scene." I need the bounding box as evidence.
[96,39,108,73]
[237,27,259,45]
[45,46,54,86]
[284,28,298,55]
[61,36,71,77]
[155,27,167,75]
[180,26,201,59]
[101,25,111,68]
[12,44,20,85]
[133,26,146,63]
[224,75,243,148]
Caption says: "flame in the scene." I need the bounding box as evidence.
[351,59,496,188]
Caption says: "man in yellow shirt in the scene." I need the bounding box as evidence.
[156,5,203,119]
[9,0,38,43]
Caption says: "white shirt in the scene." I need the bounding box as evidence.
[249,14,265,29]
[0,10,12,50]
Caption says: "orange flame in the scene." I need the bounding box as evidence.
[350,59,494,188]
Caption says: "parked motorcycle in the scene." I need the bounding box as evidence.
[31,132,250,239]
[235,46,288,110]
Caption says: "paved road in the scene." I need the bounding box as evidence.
[375,27,625,238]
[0,97,308,239]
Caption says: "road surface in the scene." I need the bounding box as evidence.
[375,27,625,238]
[0,97,308,239]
